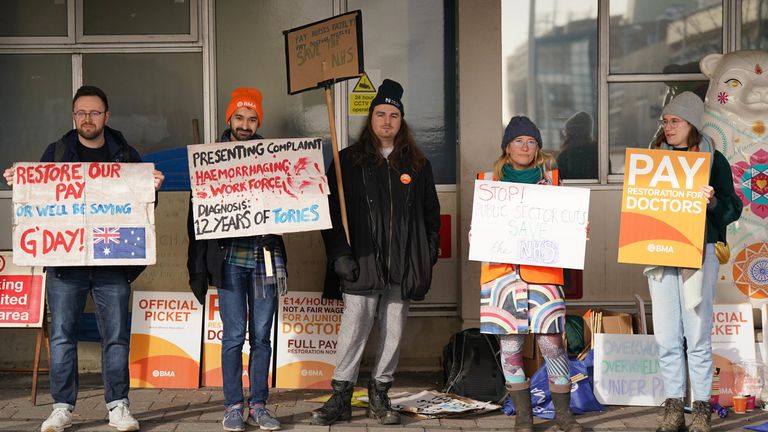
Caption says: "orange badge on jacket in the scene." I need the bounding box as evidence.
[400,174,411,185]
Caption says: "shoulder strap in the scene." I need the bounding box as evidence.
[54,139,66,162]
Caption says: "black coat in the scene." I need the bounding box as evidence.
[185,130,286,304]
[322,146,440,301]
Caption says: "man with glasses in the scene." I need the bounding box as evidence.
[3,85,164,432]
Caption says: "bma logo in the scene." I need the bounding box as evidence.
[152,369,176,378]
[301,369,323,377]
[646,243,674,253]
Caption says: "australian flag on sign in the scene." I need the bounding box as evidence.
[92,227,147,260]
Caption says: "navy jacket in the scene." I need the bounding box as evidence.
[40,126,148,283]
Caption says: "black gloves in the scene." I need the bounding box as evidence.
[260,234,281,251]
[189,272,208,305]
[333,255,359,282]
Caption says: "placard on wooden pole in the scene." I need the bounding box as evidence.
[283,10,365,243]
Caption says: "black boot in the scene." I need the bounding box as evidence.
[367,379,400,425]
[506,381,533,432]
[656,398,685,432]
[688,400,712,432]
[550,382,583,432]
[310,379,353,425]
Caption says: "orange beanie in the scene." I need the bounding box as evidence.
[225,87,263,127]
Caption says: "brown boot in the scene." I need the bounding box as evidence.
[550,382,583,432]
[506,381,533,432]
[656,398,685,432]
[310,379,353,425]
[688,400,711,432]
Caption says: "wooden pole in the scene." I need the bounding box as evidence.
[30,309,49,405]
[192,119,201,145]
[324,84,350,243]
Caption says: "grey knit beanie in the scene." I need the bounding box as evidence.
[661,91,704,130]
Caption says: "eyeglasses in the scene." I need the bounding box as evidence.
[659,118,686,129]
[73,111,105,119]
[509,138,538,148]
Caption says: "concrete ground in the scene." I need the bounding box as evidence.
[0,372,766,431]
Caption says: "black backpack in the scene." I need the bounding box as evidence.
[442,328,506,403]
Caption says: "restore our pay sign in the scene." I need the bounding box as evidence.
[187,138,331,240]
[468,180,590,269]
[11,162,156,267]
[618,148,711,268]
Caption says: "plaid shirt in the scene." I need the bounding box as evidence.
[225,237,259,268]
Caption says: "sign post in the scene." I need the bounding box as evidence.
[0,251,48,404]
[283,10,364,242]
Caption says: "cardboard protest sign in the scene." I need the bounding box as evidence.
[129,291,203,389]
[593,333,665,406]
[468,180,590,269]
[275,291,343,389]
[201,289,275,388]
[283,10,364,94]
[710,303,756,406]
[12,162,156,267]
[0,251,45,327]
[618,148,710,268]
[188,138,331,240]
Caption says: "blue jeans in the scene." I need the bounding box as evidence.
[219,262,277,406]
[649,244,718,401]
[46,267,131,410]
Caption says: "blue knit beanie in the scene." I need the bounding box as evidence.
[502,116,542,150]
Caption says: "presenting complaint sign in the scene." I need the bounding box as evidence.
[187,138,331,240]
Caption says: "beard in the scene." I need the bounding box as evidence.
[77,123,104,140]
[232,127,256,141]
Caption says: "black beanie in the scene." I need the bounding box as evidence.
[370,79,404,116]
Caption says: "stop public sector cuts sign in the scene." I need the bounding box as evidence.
[618,148,710,268]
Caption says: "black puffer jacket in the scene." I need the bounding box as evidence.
[322,145,440,301]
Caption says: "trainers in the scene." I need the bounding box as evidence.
[222,404,246,432]
[247,405,281,431]
[41,408,72,432]
[108,403,139,432]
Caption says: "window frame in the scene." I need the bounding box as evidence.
[0,0,75,44]
[75,0,200,43]
[599,0,739,185]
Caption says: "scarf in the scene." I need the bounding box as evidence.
[500,164,542,184]
[253,239,288,297]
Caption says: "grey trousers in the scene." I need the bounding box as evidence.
[332,287,410,383]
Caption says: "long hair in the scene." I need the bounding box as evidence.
[349,112,426,172]
[650,122,703,150]
[492,146,555,180]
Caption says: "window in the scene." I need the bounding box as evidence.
[0,0,204,191]
[502,0,598,182]
[608,0,722,176]
[347,0,455,184]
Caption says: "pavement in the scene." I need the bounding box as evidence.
[0,372,766,431]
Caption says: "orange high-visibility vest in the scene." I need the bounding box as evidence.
[475,170,564,286]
